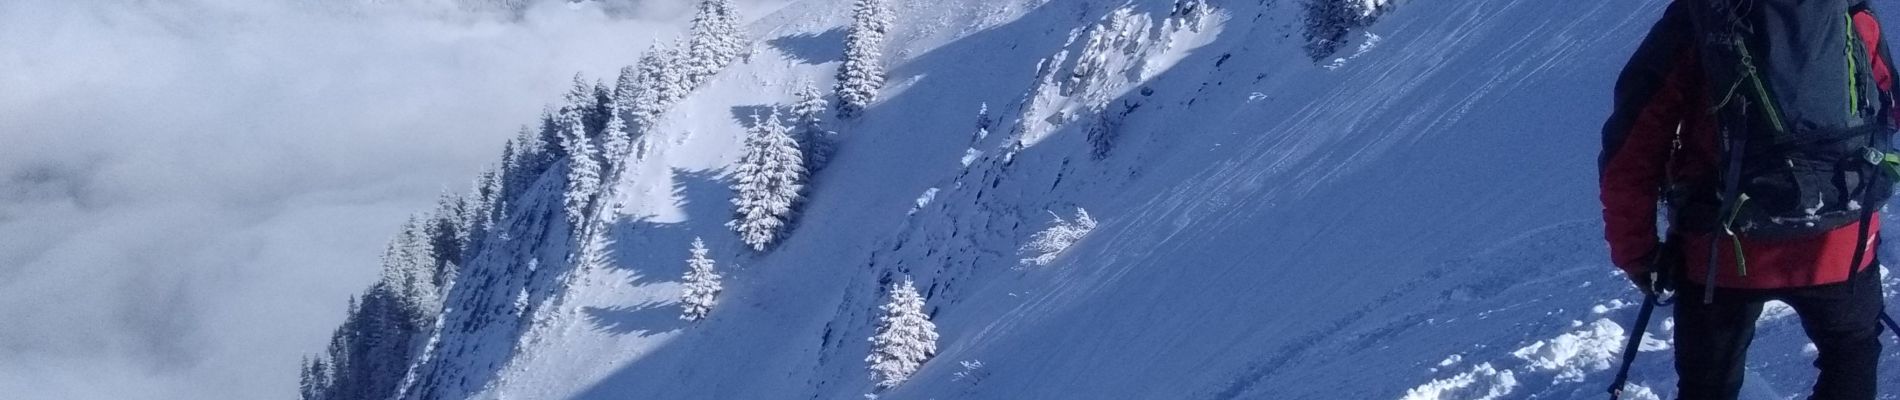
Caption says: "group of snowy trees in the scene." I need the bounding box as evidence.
[300,0,946,395]
[725,81,840,251]
[302,2,754,399]
[301,196,483,400]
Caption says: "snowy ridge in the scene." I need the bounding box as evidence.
[315,0,1900,399]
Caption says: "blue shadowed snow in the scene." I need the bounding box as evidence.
[393,0,1900,399]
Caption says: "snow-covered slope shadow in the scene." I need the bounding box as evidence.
[876,0,1900,399]
[449,0,1900,399]
[556,0,1230,398]
[578,169,732,338]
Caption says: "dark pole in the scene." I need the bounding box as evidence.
[1607,292,1659,400]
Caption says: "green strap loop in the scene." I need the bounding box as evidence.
[1882,152,1900,179]
[1849,14,1862,119]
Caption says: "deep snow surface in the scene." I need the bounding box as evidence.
[393,0,1900,399]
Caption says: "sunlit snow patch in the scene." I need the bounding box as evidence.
[1399,363,1518,400]
[1510,318,1624,384]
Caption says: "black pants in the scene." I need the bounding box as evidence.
[1673,266,1886,399]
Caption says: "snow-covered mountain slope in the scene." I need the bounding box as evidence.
[374,0,1900,399]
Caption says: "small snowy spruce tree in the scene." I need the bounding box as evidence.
[602,108,633,169]
[561,107,603,231]
[727,110,807,251]
[835,0,891,119]
[679,237,723,321]
[867,277,938,390]
[792,82,837,172]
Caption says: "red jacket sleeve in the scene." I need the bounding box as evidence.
[1600,6,1693,273]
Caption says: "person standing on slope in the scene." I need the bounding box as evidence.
[1601,0,1899,398]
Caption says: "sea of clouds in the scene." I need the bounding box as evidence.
[0,0,774,398]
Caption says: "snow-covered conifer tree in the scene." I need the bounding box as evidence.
[627,49,668,132]
[866,277,938,390]
[792,82,836,172]
[560,110,603,231]
[471,167,502,237]
[835,0,891,119]
[602,109,633,165]
[590,81,615,137]
[679,237,723,321]
[727,110,807,251]
[660,39,694,102]
[564,74,600,136]
[685,0,749,86]
[433,193,469,247]
[299,356,332,400]
[385,216,441,325]
[629,43,692,132]
[614,65,638,108]
[537,111,568,161]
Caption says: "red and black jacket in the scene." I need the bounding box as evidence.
[1601,2,1895,289]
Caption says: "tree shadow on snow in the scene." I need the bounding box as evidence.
[569,0,1217,398]
[583,169,738,339]
[599,168,742,277]
[729,104,794,126]
[583,303,687,338]
[767,28,848,65]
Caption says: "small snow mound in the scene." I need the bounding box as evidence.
[910,187,941,215]
[1615,383,1663,400]
[1399,363,1518,400]
[1592,299,1631,315]
[1760,300,1795,322]
[1510,318,1624,383]
[1437,354,1462,368]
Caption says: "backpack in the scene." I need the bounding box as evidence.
[1685,0,1899,241]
